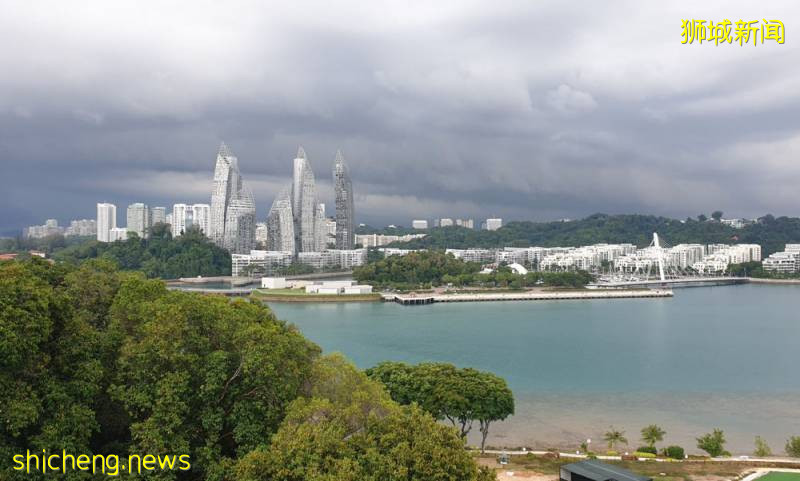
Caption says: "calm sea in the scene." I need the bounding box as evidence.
[268,284,800,454]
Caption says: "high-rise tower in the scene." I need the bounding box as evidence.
[96,203,116,242]
[266,187,295,253]
[333,150,355,249]
[291,146,324,253]
[209,142,256,254]
[126,203,150,238]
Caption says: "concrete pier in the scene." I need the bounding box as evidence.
[383,288,672,305]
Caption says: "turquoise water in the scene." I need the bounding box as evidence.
[268,284,800,453]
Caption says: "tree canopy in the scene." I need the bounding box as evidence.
[0,258,496,480]
[366,361,514,453]
[51,224,231,279]
[354,252,593,289]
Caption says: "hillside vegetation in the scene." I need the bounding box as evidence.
[391,214,800,256]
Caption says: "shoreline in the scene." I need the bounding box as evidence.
[746,277,800,285]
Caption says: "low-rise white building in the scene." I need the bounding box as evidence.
[297,249,368,270]
[447,248,495,264]
[232,250,293,277]
[305,280,373,295]
[108,227,129,242]
[355,233,425,248]
[412,220,428,229]
[762,244,800,274]
[378,248,418,257]
[485,218,503,231]
[261,277,287,289]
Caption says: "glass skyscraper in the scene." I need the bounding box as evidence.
[333,150,355,249]
[209,142,256,254]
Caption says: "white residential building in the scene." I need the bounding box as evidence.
[192,204,211,235]
[65,219,96,237]
[231,250,293,277]
[485,218,503,231]
[126,203,149,238]
[172,204,192,237]
[24,219,64,238]
[297,249,367,270]
[108,227,128,242]
[149,207,166,227]
[762,252,798,274]
[446,248,495,264]
[763,244,800,274]
[412,220,428,229]
[255,222,268,246]
[456,218,474,229]
[97,203,117,242]
[378,248,418,257]
[355,233,426,248]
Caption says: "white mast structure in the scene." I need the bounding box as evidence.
[653,232,666,283]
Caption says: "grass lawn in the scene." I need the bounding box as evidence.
[254,288,311,296]
[251,288,381,302]
[758,473,800,481]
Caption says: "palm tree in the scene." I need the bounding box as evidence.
[641,424,666,448]
[604,427,628,450]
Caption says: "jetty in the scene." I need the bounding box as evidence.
[383,288,673,305]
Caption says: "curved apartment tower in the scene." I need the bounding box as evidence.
[210,142,256,254]
[266,186,295,252]
[333,149,355,249]
[291,146,324,253]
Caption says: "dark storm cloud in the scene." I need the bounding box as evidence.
[1,0,799,233]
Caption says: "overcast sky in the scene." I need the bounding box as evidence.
[1,1,799,233]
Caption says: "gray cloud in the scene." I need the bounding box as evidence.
[1,0,799,233]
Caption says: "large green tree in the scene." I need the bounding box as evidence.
[236,355,494,481]
[0,258,124,480]
[108,275,320,479]
[697,429,729,457]
[1,259,497,480]
[367,361,514,453]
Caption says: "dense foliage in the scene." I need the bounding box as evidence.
[787,436,800,457]
[0,259,496,480]
[0,233,93,256]
[696,429,730,457]
[663,445,685,459]
[391,214,800,256]
[51,224,231,279]
[353,251,593,289]
[353,251,482,289]
[237,355,494,481]
[366,361,514,453]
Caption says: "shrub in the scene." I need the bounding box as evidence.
[633,452,657,459]
[787,436,800,457]
[637,446,658,455]
[663,445,685,459]
[697,429,729,457]
[606,450,619,456]
[754,436,771,457]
